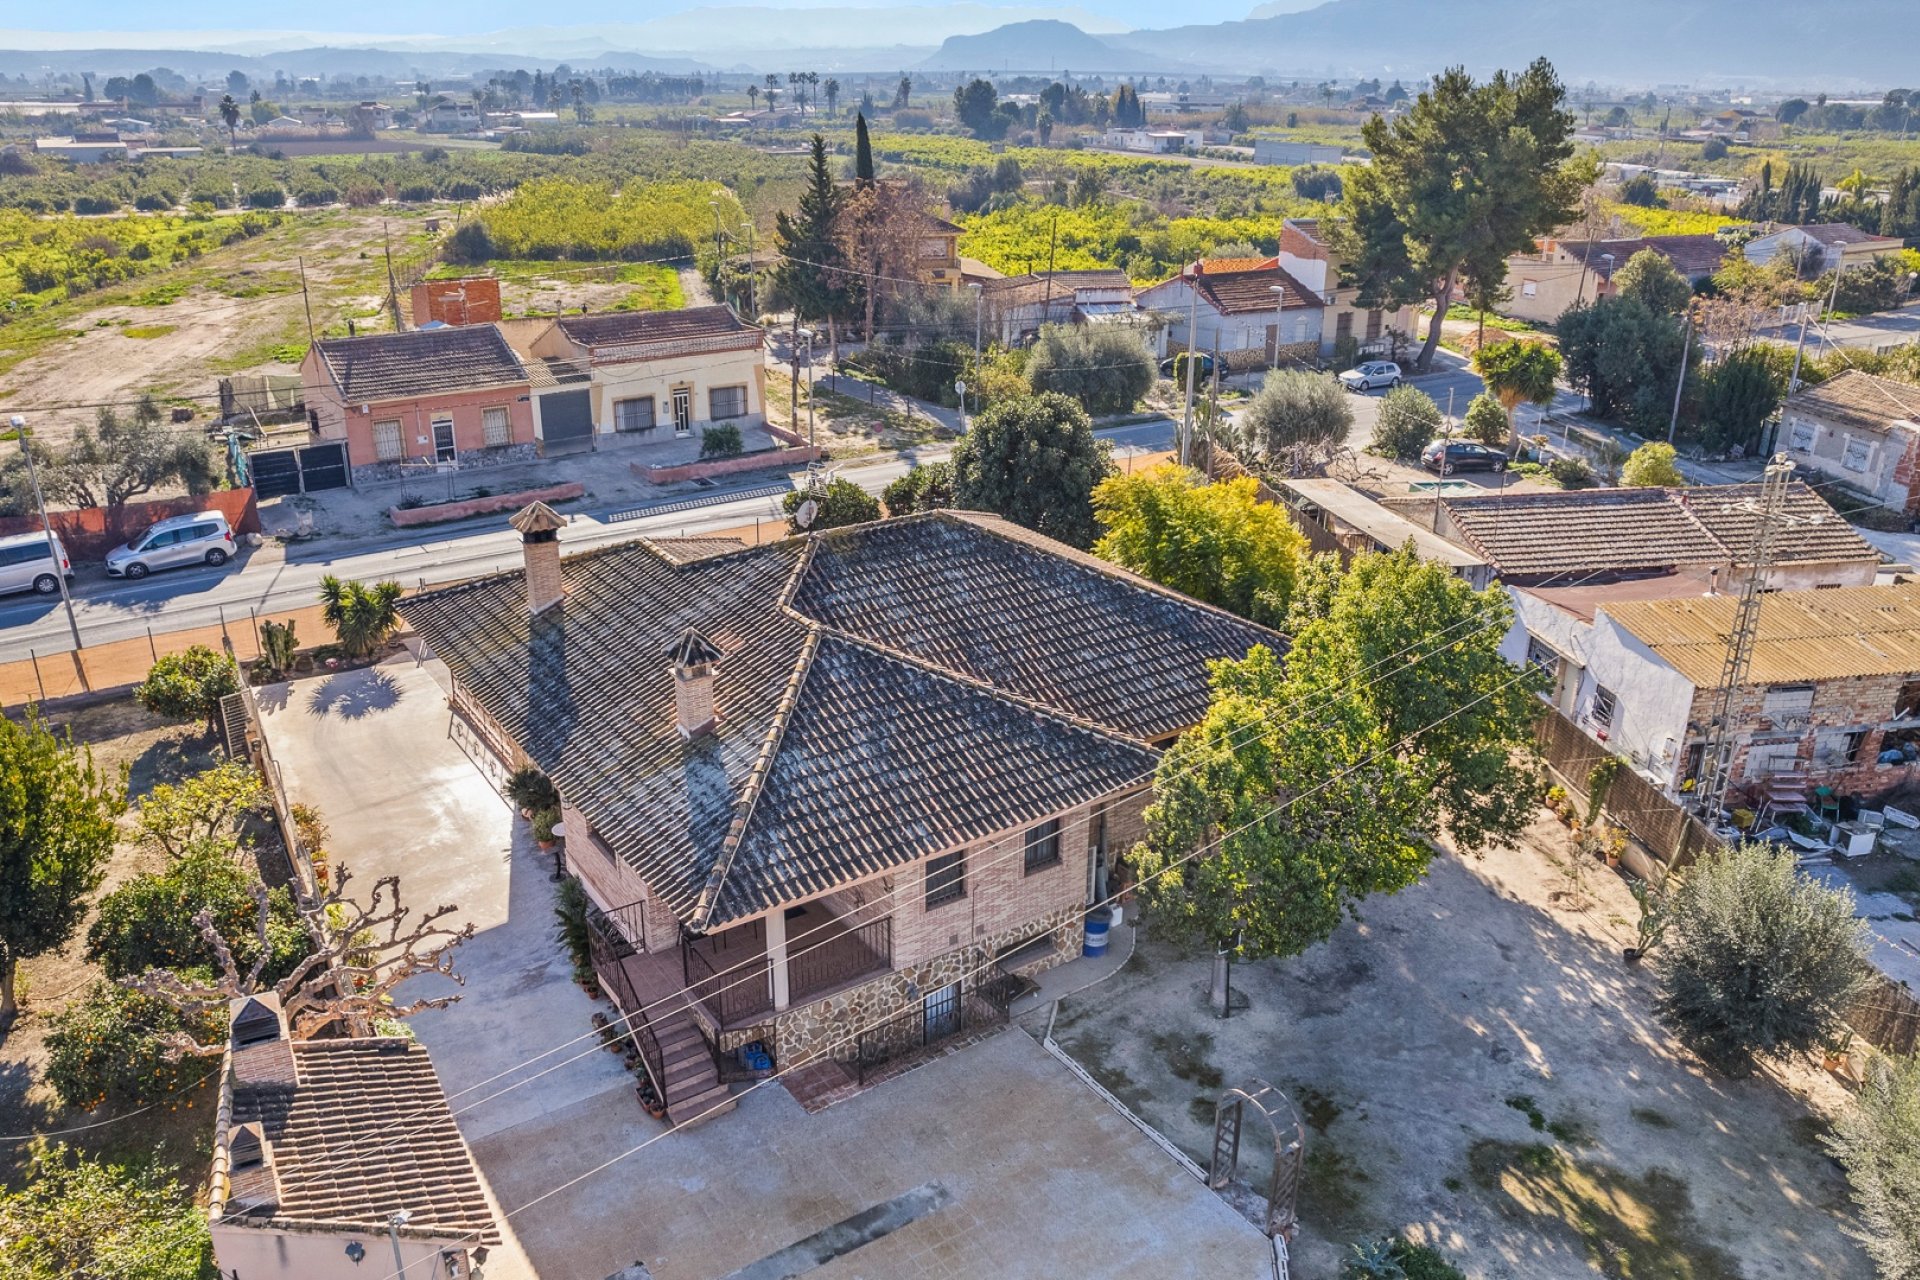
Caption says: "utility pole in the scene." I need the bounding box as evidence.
[1181,260,1200,466]
[1786,300,1812,394]
[1693,453,1795,821]
[790,312,802,424]
[297,257,316,345]
[9,416,86,685]
[382,221,403,332]
[1666,309,1694,443]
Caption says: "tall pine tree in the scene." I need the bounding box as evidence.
[855,112,875,186]
[774,134,854,355]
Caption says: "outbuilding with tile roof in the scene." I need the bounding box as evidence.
[1779,370,1920,517]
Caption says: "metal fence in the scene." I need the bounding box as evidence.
[849,972,1016,1085]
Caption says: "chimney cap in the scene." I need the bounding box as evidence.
[509,500,568,536]
[230,993,284,1047]
[667,627,723,667]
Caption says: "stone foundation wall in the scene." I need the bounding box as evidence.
[354,442,538,487]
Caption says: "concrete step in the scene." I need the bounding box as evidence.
[669,1083,736,1128]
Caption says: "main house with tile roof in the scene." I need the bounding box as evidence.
[300,325,537,480]
[207,992,500,1279]
[403,505,1275,1119]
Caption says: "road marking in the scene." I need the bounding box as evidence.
[605,481,792,523]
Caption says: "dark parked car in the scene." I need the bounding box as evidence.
[1159,353,1217,379]
[1421,439,1508,475]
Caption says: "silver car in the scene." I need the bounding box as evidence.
[105,512,236,579]
[0,530,74,597]
[1338,360,1403,392]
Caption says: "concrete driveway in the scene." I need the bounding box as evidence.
[258,657,647,1279]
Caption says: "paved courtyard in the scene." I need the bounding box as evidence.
[261,659,1275,1280]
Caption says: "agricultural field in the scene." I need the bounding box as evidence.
[476,177,747,261]
[957,200,1324,282]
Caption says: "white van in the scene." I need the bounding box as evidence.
[104,511,237,580]
[0,530,74,597]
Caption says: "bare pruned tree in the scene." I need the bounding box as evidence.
[128,863,474,1054]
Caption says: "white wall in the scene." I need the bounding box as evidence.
[213,1224,473,1280]
[1581,612,1697,789]
[1139,277,1320,354]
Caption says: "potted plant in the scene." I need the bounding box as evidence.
[506,766,560,818]
[534,806,561,852]
[1821,1030,1854,1073]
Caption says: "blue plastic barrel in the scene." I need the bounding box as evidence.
[1083,909,1111,957]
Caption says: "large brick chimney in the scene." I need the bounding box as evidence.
[228,992,296,1093]
[667,628,724,739]
[509,501,568,615]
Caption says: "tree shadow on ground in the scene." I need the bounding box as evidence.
[305,669,402,720]
[124,730,222,800]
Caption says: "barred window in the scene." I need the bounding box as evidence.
[482,405,511,447]
[372,419,402,461]
[1023,818,1062,874]
[614,397,656,433]
[925,851,966,909]
[709,385,748,420]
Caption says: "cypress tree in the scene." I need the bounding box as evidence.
[855,111,874,185]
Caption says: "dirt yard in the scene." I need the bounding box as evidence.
[1039,813,1870,1280]
[0,699,263,1189]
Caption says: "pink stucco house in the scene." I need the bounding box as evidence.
[300,326,536,481]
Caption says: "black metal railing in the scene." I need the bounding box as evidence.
[683,934,774,1027]
[789,915,891,1003]
[584,901,636,960]
[584,910,667,1106]
[850,971,1014,1085]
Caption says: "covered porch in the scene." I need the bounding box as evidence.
[588,895,893,1032]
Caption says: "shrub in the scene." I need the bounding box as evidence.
[699,423,744,458]
[1620,441,1686,487]
[506,766,560,813]
[1371,384,1442,461]
[1547,455,1595,488]
[1655,843,1870,1077]
[1233,369,1353,464]
[444,218,495,264]
[244,184,284,209]
[133,758,265,860]
[1024,324,1154,416]
[783,477,880,532]
[1826,1052,1920,1278]
[86,851,309,984]
[0,1145,212,1280]
[554,874,592,979]
[45,980,222,1108]
[882,461,956,515]
[1341,1236,1466,1280]
[1461,393,1510,447]
[134,646,238,733]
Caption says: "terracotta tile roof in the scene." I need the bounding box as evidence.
[312,325,527,404]
[1788,369,1920,434]
[1603,582,1920,686]
[647,535,751,563]
[403,511,1275,928]
[1195,256,1277,275]
[555,304,759,352]
[987,270,1132,307]
[1438,482,1873,579]
[1190,265,1322,314]
[227,1039,498,1242]
[1791,222,1904,247]
[1553,234,1726,279]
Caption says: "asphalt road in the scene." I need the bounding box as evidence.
[0,417,1179,659]
[1758,299,1920,355]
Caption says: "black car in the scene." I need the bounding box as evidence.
[1420,439,1508,475]
[1159,353,1217,379]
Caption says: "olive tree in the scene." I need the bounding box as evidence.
[1826,1051,1920,1279]
[1369,384,1443,461]
[1232,369,1353,473]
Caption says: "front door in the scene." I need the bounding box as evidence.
[432,419,456,463]
[924,983,961,1042]
[670,387,692,435]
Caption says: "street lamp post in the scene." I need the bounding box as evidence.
[1598,252,1616,294]
[967,281,984,425]
[388,1209,412,1280]
[741,221,758,320]
[797,329,816,449]
[8,415,85,663]
[1269,283,1285,369]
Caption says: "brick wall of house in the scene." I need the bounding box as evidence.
[1685,670,1920,798]
[891,803,1093,969]
[1279,222,1328,263]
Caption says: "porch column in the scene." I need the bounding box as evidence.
[767,909,790,1011]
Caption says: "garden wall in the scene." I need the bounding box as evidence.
[639,446,819,485]
[387,481,583,527]
[0,488,261,562]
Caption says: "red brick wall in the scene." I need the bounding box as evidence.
[892,804,1096,968]
[0,488,260,562]
[1689,672,1920,799]
[1280,222,1328,263]
[410,278,503,327]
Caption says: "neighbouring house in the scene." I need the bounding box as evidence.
[1512,581,1920,798]
[1780,370,1920,516]
[1745,222,1907,273]
[1391,482,1878,592]
[1102,126,1188,153]
[520,305,765,446]
[982,269,1140,346]
[410,276,504,328]
[916,213,967,290]
[300,325,537,479]
[1501,234,1726,325]
[1251,138,1343,165]
[351,100,394,129]
[1275,218,1417,359]
[207,993,499,1280]
[1134,257,1324,369]
[402,506,1277,1121]
[421,101,482,132]
[33,135,126,161]
[1274,478,1495,589]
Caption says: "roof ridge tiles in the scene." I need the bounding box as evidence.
[690,625,821,932]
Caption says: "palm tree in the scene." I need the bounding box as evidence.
[218,93,240,145]
[823,77,840,116]
[747,84,759,110]
[318,575,403,662]
[806,71,821,113]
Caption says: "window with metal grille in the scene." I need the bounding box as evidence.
[1525,637,1560,683]
[1365,309,1383,340]
[614,397,656,433]
[1842,437,1872,473]
[482,405,511,447]
[709,385,748,420]
[1023,818,1062,874]
[1788,421,1816,452]
[1335,311,1354,339]
[925,851,966,909]
[1589,685,1618,733]
[372,419,402,461]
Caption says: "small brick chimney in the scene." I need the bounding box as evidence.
[508,501,568,616]
[228,992,296,1093]
[667,628,724,739]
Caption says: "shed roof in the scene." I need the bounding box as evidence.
[1603,581,1920,685]
[1787,369,1920,435]
[311,325,526,404]
[554,304,758,353]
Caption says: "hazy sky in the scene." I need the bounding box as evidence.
[13,0,1327,39]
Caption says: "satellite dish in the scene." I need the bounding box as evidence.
[795,498,819,529]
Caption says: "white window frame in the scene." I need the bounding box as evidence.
[481,404,511,448]
[1842,435,1872,474]
[1590,685,1618,734]
[372,418,403,461]
[1520,278,1539,298]
[1788,421,1816,452]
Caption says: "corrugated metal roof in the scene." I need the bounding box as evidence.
[1280,478,1488,569]
[1603,582,1920,686]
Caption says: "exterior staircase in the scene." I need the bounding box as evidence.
[620,949,737,1128]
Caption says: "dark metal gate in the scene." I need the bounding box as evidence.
[538,389,595,453]
[249,448,301,497]
[247,442,351,496]
[297,442,349,492]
